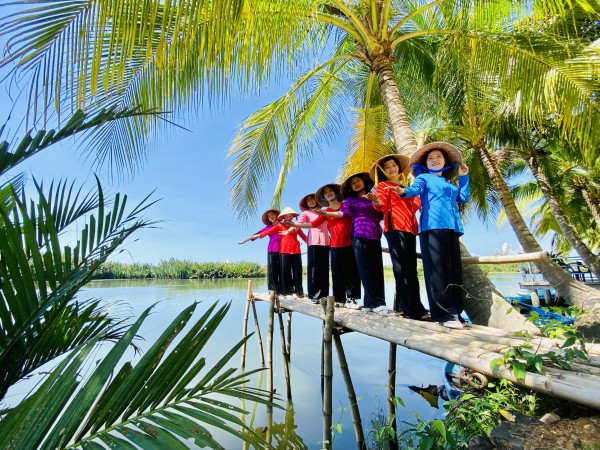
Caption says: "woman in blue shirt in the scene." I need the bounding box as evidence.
[392,142,470,329]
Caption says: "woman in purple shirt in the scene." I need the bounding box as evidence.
[316,172,390,314]
[239,209,282,294]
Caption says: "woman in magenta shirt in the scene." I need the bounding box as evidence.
[239,208,282,294]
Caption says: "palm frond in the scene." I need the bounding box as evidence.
[0,106,161,177]
[0,176,157,398]
[227,56,351,222]
[341,106,391,181]
[0,302,277,450]
[0,0,327,173]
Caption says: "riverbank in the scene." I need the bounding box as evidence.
[95,259,521,280]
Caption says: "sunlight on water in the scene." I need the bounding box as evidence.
[7,274,522,449]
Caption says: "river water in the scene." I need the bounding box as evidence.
[73,273,523,449]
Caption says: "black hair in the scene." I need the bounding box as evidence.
[376,155,402,182]
[342,174,374,198]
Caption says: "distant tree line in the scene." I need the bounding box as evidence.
[94,258,267,279]
[94,259,520,280]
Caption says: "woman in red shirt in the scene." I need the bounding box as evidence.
[371,155,430,320]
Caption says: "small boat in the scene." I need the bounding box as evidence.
[441,362,488,401]
[508,288,557,305]
[504,297,574,325]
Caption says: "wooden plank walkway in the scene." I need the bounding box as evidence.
[251,293,600,410]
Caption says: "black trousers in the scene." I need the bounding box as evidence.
[419,229,464,322]
[384,230,427,318]
[330,245,361,303]
[353,238,385,309]
[307,245,330,299]
[280,253,304,296]
[266,251,282,293]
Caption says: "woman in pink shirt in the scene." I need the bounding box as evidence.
[296,193,330,302]
[289,185,361,308]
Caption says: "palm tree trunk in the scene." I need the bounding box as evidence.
[475,141,600,310]
[372,55,417,156]
[372,56,536,331]
[460,243,540,334]
[577,178,600,228]
[528,157,600,277]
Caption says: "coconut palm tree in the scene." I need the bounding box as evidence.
[513,130,600,277]
[226,0,600,322]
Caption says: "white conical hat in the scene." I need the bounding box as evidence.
[278,206,299,218]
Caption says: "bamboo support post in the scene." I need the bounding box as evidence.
[275,295,292,399]
[387,343,398,450]
[287,312,293,363]
[240,280,253,369]
[333,334,365,449]
[251,298,265,366]
[266,400,273,450]
[267,291,275,401]
[322,296,335,450]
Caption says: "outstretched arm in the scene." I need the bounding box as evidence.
[314,208,343,219]
[284,220,312,229]
[239,235,259,244]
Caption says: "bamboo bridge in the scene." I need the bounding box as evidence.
[245,291,600,409]
[239,251,600,448]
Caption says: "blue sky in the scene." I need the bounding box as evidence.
[0,8,539,265]
[1,83,534,265]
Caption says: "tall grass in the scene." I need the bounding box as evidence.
[95,258,266,279]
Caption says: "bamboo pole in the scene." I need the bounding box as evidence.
[240,280,253,369]
[275,295,292,399]
[251,298,265,366]
[322,296,335,450]
[333,334,365,449]
[387,344,398,450]
[266,400,273,450]
[267,291,275,401]
[380,249,551,264]
[461,251,551,265]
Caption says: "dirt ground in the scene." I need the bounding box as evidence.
[523,417,600,450]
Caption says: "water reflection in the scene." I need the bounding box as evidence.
[80,275,521,449]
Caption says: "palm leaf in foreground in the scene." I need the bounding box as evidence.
[0,176,158,398]
[0,301,275,450]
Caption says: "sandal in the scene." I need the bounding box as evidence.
[415,313,431,321]
[372,306,394,316]
[344,299,361,310]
